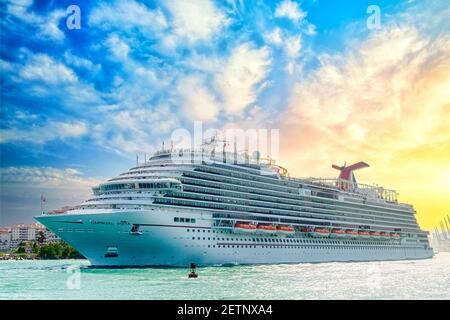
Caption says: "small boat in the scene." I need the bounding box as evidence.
[358,230,371,238]
[330,228,346,238]
[188,263,198,278]
[380,232,391,239]
[256,224,277,234]
[277,225,295,235]
[345,229,358,238]
[310,227,330,237]
[234,223,257,233]
[390,233,401,238]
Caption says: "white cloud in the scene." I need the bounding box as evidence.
[0,59,14,72]
[15,111,38,121]
[0,121,88,144]
[177,75,220,122]
[182,53,223,74]
[280,24,450,174]
[57,122,88,138]
[264,28,283,45]
[104,34,130,61]
[89,0,168,33]
[285,35,302,74]
[39,9,65,41]
[0,166,99,188]
[7,0,41,24]
[304,22,317,36]
[63,52,101,73]
[285,35,302,58]
[2,49,103,106]
[19,53,77,85]
[6,1,66,41]
[161,0,229,48]
[92,106,179,155]
[215,43,271,115]
[263,29,303,69]
[0,166,103,224]
[275,0,306,22]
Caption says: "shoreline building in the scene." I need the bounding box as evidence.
[0,228,11,251]
[0,223,60,252]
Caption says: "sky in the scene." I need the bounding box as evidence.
[0,0,449,229]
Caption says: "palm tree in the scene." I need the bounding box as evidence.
[36,231,46,244]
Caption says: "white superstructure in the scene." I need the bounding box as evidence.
[35,147,433,267]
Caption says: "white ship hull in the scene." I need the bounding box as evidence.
[35,207,434,267]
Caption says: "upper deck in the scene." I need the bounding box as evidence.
[134,148,401,204]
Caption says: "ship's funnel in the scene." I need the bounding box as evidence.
[332,161,369,190]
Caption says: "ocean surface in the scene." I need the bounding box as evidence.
[1,252,449,300]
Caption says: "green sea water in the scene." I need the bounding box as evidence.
[1,252,449,300]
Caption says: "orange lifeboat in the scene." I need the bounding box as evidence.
[257,224,277,234]
[311,227,330,237]
[345,230,358,238]
[234,222,256,234]
[380,232,391,239]
[330,228,346,238]
[300,227,309,233]
[370,231,381,238]
[358,230,371,238]
[277,225,295,235]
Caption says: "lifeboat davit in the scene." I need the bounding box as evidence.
[311,227,330,237]
[358,230,371,238]
[257,224,277,234]
[345,230,358,238]
[380,232,391,239]
[370,231,381,238]
[277,225,295,235]
[233,223,256,233]
[330,228,346,238]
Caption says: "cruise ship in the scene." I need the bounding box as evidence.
[35,141,434,267]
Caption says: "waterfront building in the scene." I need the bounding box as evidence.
[0,229,11,252]
[0,223,60,251]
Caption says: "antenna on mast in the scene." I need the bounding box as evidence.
[234,136,237,164]
[40,193,46,215]
[136,155,139,166]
